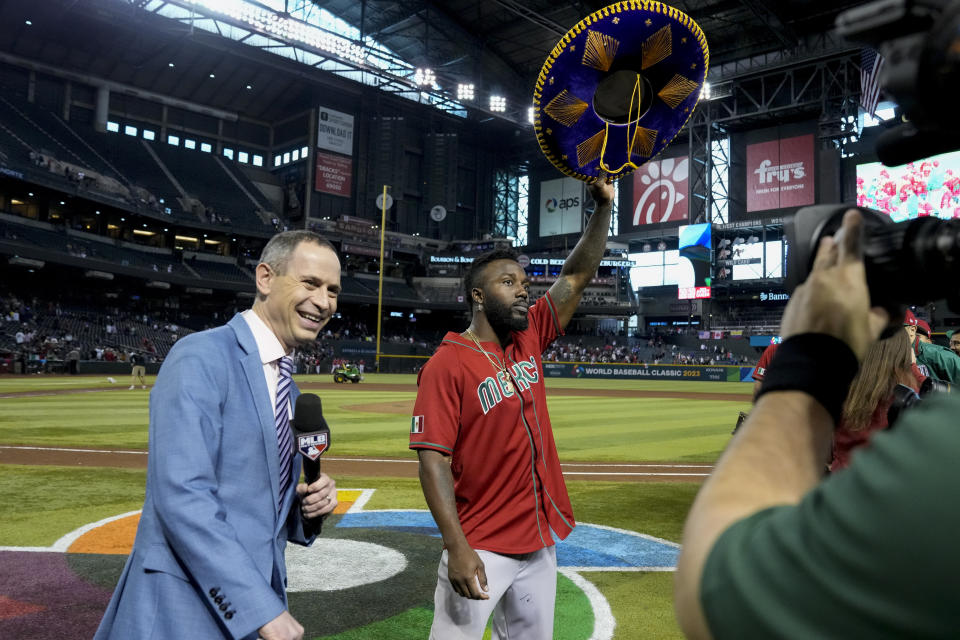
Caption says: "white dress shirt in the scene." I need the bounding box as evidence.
[241,309,294,418]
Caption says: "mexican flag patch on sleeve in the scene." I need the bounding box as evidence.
[410,415,424,434]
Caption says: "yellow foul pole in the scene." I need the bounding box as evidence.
[375,185,387,373]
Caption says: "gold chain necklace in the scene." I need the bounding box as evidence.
[463,329,514,394]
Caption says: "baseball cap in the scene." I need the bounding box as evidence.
[916,319,931,337]
[904,309,918,326]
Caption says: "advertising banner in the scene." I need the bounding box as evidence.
[542,362,739,382]
[341,242,387,259]
[539,177,583,237]
[314,151,353,196]
[631,156,689,226]
[678,286,711,300]
[746,134,815,212]
[317,107,355,155]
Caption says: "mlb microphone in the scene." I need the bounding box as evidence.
[292,393,330,534]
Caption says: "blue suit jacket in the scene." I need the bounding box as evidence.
[95,314,314,640]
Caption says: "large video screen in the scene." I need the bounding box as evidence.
[628,250,683,289]
[732,241,784,280]
[856,150,960,221]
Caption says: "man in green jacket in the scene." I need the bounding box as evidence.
[948,329,960,357]
[906,310,960,383]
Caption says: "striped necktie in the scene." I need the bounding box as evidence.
[275,355,294,512]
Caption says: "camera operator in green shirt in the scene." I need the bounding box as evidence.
[675,210,960,639]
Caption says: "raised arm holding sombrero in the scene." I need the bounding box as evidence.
[410,4,708,638]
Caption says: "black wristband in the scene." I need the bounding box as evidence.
[756,333,859,424]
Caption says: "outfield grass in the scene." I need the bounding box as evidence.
[0,375,745,461]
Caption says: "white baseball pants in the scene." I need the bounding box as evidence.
[428,545,558,640]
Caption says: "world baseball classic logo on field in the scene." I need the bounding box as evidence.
[410,415,424,434]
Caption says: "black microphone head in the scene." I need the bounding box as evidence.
[293,393,327,434]
[293,393,330,461]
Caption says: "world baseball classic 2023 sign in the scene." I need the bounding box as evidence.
[543,362,741,382]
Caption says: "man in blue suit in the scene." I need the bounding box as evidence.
[95,230,341,640]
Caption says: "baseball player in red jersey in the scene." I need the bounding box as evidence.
[751,341,779,400]
[410,180,614,640]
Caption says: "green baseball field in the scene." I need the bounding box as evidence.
[0,373,752,639]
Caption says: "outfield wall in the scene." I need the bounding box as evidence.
[543,362,756,382]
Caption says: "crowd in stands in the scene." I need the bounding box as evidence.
[2,283,766,373]
[542,335,752,366]
[0,290,198,372]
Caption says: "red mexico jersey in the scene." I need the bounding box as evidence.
[752,342,779,381]
[409,292,576,554]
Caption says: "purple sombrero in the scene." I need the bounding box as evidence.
[533,1,709,184]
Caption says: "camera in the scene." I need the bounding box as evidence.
[784,0,960,317]
[785,206,960,320]
[887,376,953,425]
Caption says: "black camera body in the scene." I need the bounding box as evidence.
[785,1,960,318]
[785,206,960,324]
[887,376,953,425]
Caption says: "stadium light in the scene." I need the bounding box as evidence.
[457,83,475,101]
[490,95,507,112]
[701,82,711,100]
[413,68,436,86]
[528,106,535,124]
[181,0,367,66]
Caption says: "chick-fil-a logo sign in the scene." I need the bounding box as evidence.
[631,156,689,226]
[746,134,815,212]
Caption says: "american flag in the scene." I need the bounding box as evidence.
[860,48,885,116]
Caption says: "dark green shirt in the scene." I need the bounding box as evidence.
[916,340,960,384]
[701,394,960,639]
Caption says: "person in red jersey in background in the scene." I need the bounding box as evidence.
[751,341,779,400]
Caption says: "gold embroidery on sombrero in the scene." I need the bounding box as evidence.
[658,74,700,108]
[576,130,606,167]
[642,24,672,69]
[582,30,619,71]
[544,90,591,127]
[531,0,710,184]
[630,126,659,158]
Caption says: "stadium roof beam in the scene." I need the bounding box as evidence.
[490,0,566,36]
[737,0,799,49]
[709,31,852,81]
[0,50,239,122]
[129,0,526,125]
[704,51,860,126]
